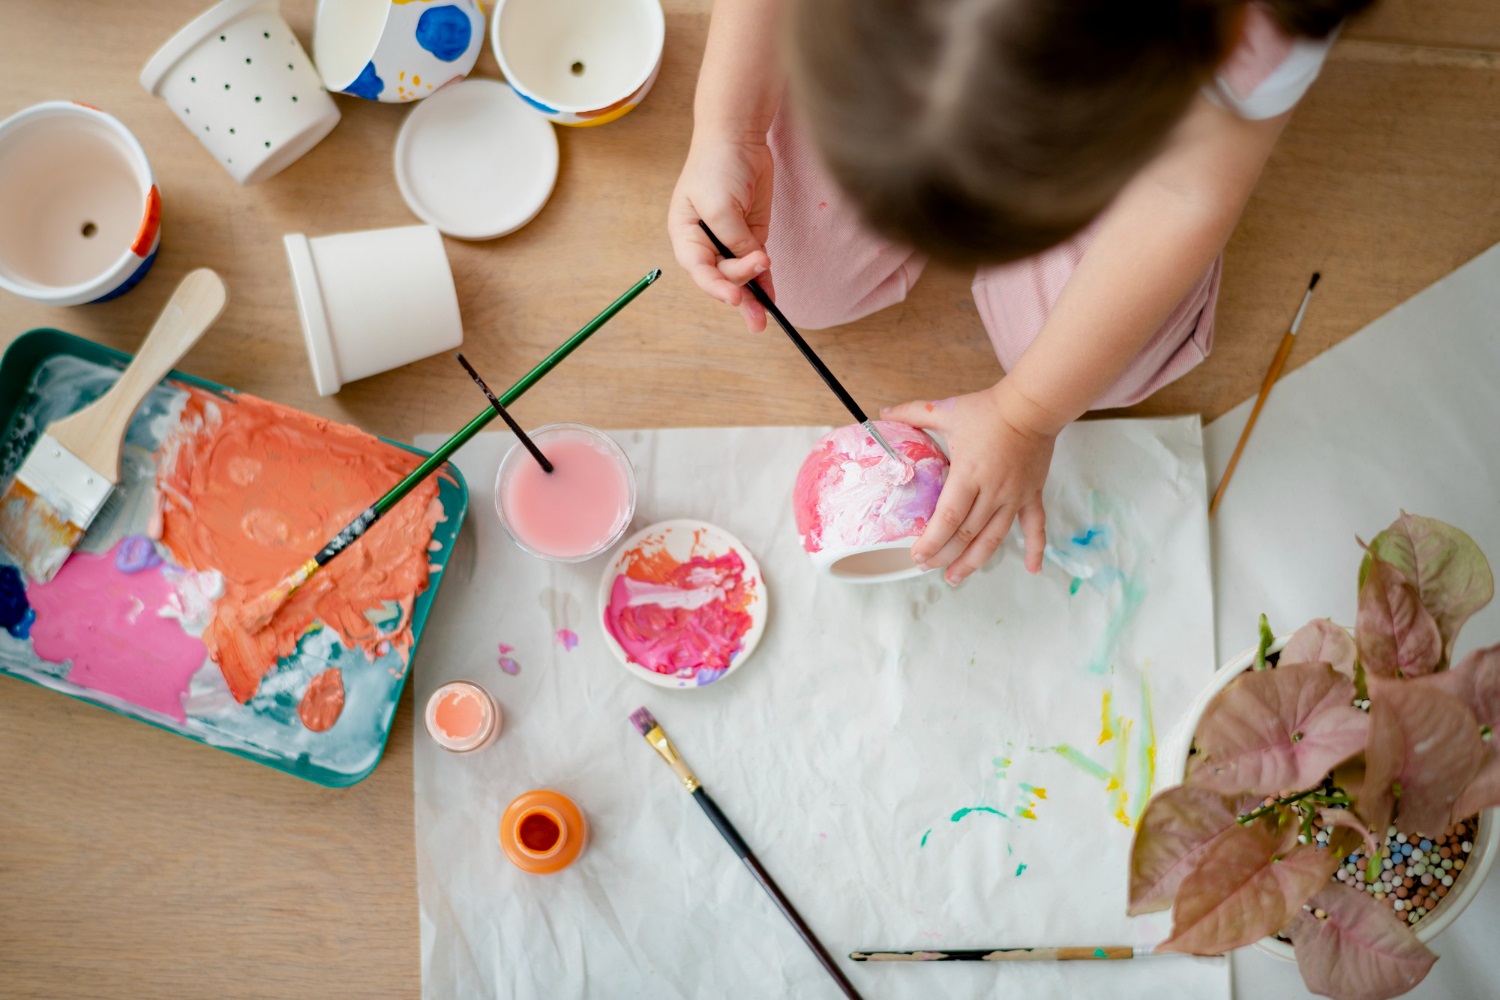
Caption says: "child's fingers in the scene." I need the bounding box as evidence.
[672,229,744,306]
[912,479,981,568]
[739,295,767,332]
[1018,500,1047,574]
[880,399,941,431]
[946,507,1018,586]
[717,252,769,286]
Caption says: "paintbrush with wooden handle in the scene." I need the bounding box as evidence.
[0,268,227,582]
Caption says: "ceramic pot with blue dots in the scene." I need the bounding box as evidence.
[314,0,485,105]
[141,0,342,185]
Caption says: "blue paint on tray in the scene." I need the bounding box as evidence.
[416,6,473,62]
[0,566,33,639]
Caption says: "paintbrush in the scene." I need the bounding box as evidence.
[628,706,864,1000]
[244,269,660,632]
[850,946,1175,962]
[455,353,553,473]
[0,268,227,582]
[696,220,901,466]
[1208,272,1320,516]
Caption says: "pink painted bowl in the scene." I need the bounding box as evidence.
[792,421,950,583]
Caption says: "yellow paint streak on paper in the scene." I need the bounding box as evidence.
[1098,689,1114,745]
[1133,667,1157,824]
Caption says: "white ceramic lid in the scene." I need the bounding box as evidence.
[393,79,558,241]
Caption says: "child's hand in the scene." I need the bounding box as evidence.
[882,383,1057,585]
[668,134,776,332]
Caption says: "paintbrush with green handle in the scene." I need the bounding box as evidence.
[244,267,661,632]
[0,268,228,582]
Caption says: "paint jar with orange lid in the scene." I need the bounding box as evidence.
[500,790,588,874]
[424,680,501,753]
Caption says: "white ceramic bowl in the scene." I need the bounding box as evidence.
[314,0,484,103]
[283,224,463,395]
[141,0,340,184]
[491,0,664,127]
[792,421,950,583]
[1160,635,1500,960]
[0,102,160,306]
[598,520,768,689]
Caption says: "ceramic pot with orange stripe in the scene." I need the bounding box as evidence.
[490,0,664,128]
[0,102,162,306]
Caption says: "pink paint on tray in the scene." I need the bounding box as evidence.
[792,421,948,554]
[27,540,207,722]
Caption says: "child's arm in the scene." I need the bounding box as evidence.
[668,0,785,331]
[885,95,1293,584]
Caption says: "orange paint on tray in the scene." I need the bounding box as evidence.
[154,387,442,703]
[298,667,345,731]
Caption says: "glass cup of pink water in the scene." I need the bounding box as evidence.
[495,422,636,561]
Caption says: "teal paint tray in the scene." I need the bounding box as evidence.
[0,329,468,786]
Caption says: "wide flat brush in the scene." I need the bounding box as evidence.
[0,268,227,582]
[245,268,660,632]
[628,706,864,1000]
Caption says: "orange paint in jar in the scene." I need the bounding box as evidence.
[500,790,587,874]
[424,680,501,753]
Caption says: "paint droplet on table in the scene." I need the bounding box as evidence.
[499,650,521,676]
[920,829,932,847]
[298,667,345,731]
[1015,863,1027,877]
[0,565,34,639]
[556,628,578,651]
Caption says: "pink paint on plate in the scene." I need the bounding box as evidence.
[27,541,207,722]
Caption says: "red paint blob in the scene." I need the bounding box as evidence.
[519,812,560,852]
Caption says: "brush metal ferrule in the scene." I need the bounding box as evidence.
[14,435,114,529]
[644,725,701,792]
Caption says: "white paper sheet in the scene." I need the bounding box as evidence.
[1207,243,1500,1000]
[415,420,1227,1000]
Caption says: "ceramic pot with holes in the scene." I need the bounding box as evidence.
[792,421,951,583]
[0,102,161,306]
[490,0,664,127]
[141,0,340,185]
[314,0,485,104]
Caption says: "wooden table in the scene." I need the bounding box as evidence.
[2,2,1497,996]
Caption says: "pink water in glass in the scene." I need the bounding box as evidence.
[498,426,633,560]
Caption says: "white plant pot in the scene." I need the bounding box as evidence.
[141,0,341,185]
[791,422,950,583]
[1161,635,1500,960]
[283,225,463,396]
[491,0,664,127]
[314,0,484,104]
[0,102,161,306]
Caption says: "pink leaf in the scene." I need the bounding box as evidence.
[1189,662,1368,796]
[1129,785,1259,915]
[1286,884,1436,1000]
[1369,513,1494,663]
[1412,643,1500,728]
[1357,557,1443,678]
[1160,819,1344,955]
[1452,748,1500,820]
[1318,807,1381,862]
[1284,619,1358,679]
[1364,678,1483,837]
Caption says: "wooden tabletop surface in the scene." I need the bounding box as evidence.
[1,1,1497,996]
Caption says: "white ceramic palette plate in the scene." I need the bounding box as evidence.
[394,78,558,240]
[597,519,768,689]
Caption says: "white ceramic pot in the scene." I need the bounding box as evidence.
[314,0,484,103]
[141,0,341,185]
[1161,636,1500,960]
[791,421,950,583]
[283,225,463,396]
[491,0,664,127]
[0,102,161,306]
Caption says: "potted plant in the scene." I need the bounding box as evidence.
[1130,513,1500,1000]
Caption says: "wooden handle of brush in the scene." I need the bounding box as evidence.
[1208,330,1295,517]
[48,269,228,483]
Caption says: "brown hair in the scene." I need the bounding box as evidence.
[786,0,1374,266]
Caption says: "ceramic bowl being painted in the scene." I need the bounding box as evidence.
[598,520,768,689]
[491,0,664,127]
[140,0,341,185]
[315,0,485,103]
[793,421,950,583]
[0,103,160,306]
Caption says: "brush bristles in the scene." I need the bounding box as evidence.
[1308,272,1321,290]
[628,706,658,735]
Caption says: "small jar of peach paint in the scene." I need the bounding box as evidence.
[499,789,588,874]
[424,680,501,753]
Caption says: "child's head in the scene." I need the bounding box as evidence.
[787,0,1371,265]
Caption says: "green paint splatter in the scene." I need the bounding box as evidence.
[1015,863,1027,877]
[950,806,1007,823]
[920,829,931,847]
[1037,743,1112,782]
[1093,948,1109,959]
[1088,576,1147,675]
[1069,577,1083,595]
[1007,843,1013,856]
